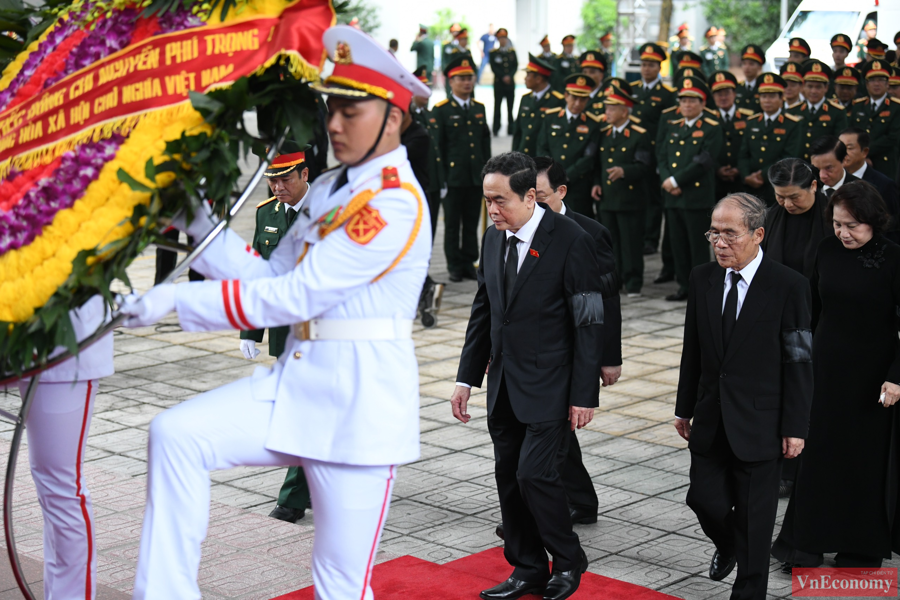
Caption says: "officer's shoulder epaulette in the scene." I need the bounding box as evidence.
[827,99,845,110]
[703,107,718,116]
[472,99,486,106]
[786,101,803,110]
[662,105,679,114]
[434,99,449,107]
[630,115,642,123]
[737,108,755,116]
[703,117,719,126]
[551,90,565,99]
[489,47,500,53]
[784,112,803,122]
[522,90,533,97]
[853,96,868,104]
[672,118,685,125]
[630,80,642,87]
[257,196,277,209]
[662,83,676,92]
[631,124,647,134]
[545,106,565,114]
[601,124,613,131]
[585,111,602,122]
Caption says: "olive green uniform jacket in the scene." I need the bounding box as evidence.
[657,116,725,209]
[847,95,900,180]
[432,98,492,188]
[787,99,849,161]
[737,111,804,205]
[596,121,654,210]
[512,87,566,155]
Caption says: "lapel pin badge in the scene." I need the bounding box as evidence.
[529,249,540,258]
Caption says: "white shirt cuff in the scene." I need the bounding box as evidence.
[667,176,679,189]
[675,415,689,420]
[455,382,472,389]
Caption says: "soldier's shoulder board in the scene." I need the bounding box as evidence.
[585,111,603,122]
[473,100,486,106]
[703,117,719,126]
[257,196,277,209]
[522,90,533,97]
[601,124,613,132]
[434,99,450,108]
[631,124,647,134]
[853,97,868,105]
[630,80,642,87]
[545,107,565,114]
[489,47,500,54]
[827,99,845,110]
[662,83,676,92]
[672,118,685,125]
[630,115,642,123]
[703,107,719,117]
[551,90,565,99]
[737,108,755,116]
[786,101,803,110]
[784,112,803,122]
[662,105,679,114]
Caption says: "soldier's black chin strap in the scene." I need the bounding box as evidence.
[344,101,394,168]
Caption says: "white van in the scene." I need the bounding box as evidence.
[764,0,900,72]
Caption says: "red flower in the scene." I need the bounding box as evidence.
[5,30,88,111]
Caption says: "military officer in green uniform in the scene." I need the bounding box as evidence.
[489,28,517,136]
[240,143,313,524]
[786,60,848,161]
[657,77,723,302]
[537,73,604,217]
[551,35,580,91]
[738,72,804,206]
[539,34,555,61]
[708,70,754,199]
[780,61,805,108]
[857,20,878,63]
[579,50,608,116]
[630,43,676,261]
[411,66,442,236]
[736,44,765,114]
[833,66,862,112]
[410,25,435,82]
[442,28,473,98]
[434,55,491,282]
[700,27,729,78]
[591,82,653,296]
[849,60,900,181]
[512,53,565,155]
[787,37,811,64]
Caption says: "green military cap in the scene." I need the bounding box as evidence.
[524,52,555,76]
[894,31,900,46]
[834,66,860,87]
[779,61,803,83]
[676,51,703,69]
[890,65,900,87]
[603,81,637,107]
[801,59,832,84]
[676,76,711,102]
[831,34,852,52]
[563,73,594,96]
[639,42,667,62]
[413,65,430,86]
[601,76,630,92]
[867,38,888,59]
[579,50,607,72]
[673,66,703,83]
[708,70,738,92]
[740,44,765,65]
[788,37,811,57]
[861,59,891,80]
[758,72,787,94]
[561,34,576,45]
[418,24,428,33]
[265,141,309,178]
[443,54,476,78]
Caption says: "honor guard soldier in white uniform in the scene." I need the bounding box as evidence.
[121,25,432,600]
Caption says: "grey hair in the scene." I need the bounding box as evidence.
[714,192,767,231]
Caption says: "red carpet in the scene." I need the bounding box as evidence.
[272,547,679,599]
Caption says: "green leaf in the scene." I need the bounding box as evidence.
[144,158,156,182]
[117,168,152,192]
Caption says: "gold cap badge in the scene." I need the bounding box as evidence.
[335,41,352,65]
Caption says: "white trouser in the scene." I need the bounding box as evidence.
[18,380,98,600]
[132,377,396,600]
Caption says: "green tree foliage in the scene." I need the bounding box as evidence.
[335,0,380,35]
[578,0,616,51]
[703,0,802,53]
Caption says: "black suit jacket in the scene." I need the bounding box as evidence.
[860,166,900,243]
[675,254,814,462]
[566,209,623,366]
[457,204,604,423]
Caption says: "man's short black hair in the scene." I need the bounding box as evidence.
[482,152,537,199]
[389,38,399,50]
[533,156,568,191]
[841,126,870,151]
[809,135,847,162]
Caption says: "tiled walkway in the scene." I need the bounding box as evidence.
[0,124,895,599]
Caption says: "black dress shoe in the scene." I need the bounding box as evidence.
[543,548,588,600]
[643,242,658,255]
[778,479,794,498]
[448,271,464,282]
[495,522,505,540]
[268,505,305,523]
[781,562,796,575]
[654,271,675,284]
[665,291,689,302]
[569,506,597,525]
[480,577,546,600]
[708,549,736,581]
[463,265,479,280]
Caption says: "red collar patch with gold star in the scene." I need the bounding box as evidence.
[346,205,387,244]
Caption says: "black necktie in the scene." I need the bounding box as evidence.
[505,235,519,307]
[332,168,348,193]
[286,206,298,227]
[825,187,835,198]
[722,271,743,349]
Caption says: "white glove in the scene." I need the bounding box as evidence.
[440,185,448,200]
[171,198,218,239]
[240,339,260,360]
[119,284,177,328]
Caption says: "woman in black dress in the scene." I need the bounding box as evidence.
[772,181,900,570]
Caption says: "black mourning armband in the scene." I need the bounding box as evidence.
[568,292,604,327]
[584,141,599,158]
[781,329,812,363]
[692,150,716,171]
[599,272,619,299]
[635,149,653,166]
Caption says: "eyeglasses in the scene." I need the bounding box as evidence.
[704,230,750,244]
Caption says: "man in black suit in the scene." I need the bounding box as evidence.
[840,127,900,242]
[674,192,813,600]
[452,152,604,600]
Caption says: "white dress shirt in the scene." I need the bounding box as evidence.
[452,93,471,109]
[533,85,551,102]
[565,108,580,122]
[852,162,868,179]
[807,98,825,114]
[722,247,764,317]
[744,78,757,90]
[612,119,630,136]
[870,94,887,113]
[719,105,737,121]
[457,204,546,388]
[763,108,782,125]
[642,75,661,91]
[823,170,847,195]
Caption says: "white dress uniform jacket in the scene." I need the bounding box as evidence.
[41,295,114,383]
[176,146,431,466]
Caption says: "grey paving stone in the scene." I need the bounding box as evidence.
[604,497,699,533]
[602,464,690,496]
[578,517,667,555]
[589,554,693,590]
[382,499,458,535]
[585,437,680,464]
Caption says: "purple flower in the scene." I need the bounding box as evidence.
[156,9,203,34]
[0,134,124,255]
